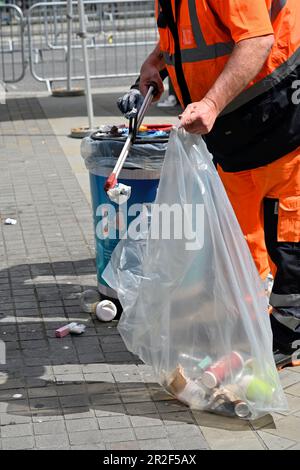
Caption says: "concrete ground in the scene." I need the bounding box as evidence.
[0,89,300,450]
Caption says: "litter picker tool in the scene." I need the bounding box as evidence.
[104,86,155,204]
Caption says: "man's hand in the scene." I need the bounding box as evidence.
[117,42,166,118]
[140,63,164,102]
[180,35,274,134]
[180,98,219,134]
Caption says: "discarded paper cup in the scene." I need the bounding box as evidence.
[95,300,117,322]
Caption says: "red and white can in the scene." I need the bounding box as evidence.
[202,352,244,389]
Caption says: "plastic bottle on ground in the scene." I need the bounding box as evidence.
[80,289,101,313]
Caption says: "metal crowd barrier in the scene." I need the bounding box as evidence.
[0,3,26,83]
[0,0,157,90]
[27,0,158,91]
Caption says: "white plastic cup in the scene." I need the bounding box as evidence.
[95,300,117,322]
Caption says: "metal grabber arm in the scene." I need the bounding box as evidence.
[104,85,155,193]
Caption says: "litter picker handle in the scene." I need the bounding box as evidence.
[136,85,155,128]
[104,135,132,191]
[104,86,155,192]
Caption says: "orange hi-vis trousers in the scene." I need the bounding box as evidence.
[218,148,300,349]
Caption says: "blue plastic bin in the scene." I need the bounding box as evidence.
[81,132,168,301]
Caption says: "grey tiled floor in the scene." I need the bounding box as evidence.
[0,95,300,450]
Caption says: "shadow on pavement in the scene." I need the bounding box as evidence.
[0,259,274,430]
[0,93,181,123]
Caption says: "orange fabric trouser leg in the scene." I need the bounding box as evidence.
[218,148,300,350]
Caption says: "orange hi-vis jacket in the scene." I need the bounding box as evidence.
[156,0,300,109]
[156,0,300,172]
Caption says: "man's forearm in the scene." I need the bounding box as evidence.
[142,42,166,71]
[205,35,274,114]
[136,41,167,98]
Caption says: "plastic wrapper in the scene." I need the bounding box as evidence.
[103,129,287,419]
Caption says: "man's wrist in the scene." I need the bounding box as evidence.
[146,49,165,68]
[203,94,222,115]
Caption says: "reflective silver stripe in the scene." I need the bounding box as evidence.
[270,0,288,22]
[271,308,300,332]
[98,282,117,299]
[163,0,283,67]
[270,292,300,308]
[163,42,233,65]
[188,0,206,49]
[160,0,234,67]
[187,0,234,60]
[221,45,300,115]
[163,51,174,66]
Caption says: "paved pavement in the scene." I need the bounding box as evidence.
[0,90,300,450]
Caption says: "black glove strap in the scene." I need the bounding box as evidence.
[130,77,141,91]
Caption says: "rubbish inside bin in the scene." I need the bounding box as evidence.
[81,131,168,172]
[103,129,287,419]
[93,124,172,141]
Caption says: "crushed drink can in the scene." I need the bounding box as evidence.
[234,401,251,419]
[207,384,252,419]
[207,393,235,417]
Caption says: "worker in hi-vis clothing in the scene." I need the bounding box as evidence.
[118,0,300,369]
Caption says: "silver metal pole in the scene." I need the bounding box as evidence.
[78,0,94,129]
[66,0,73,91]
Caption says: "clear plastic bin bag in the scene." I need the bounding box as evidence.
[103,129,288,420]
[81,136,167,172]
